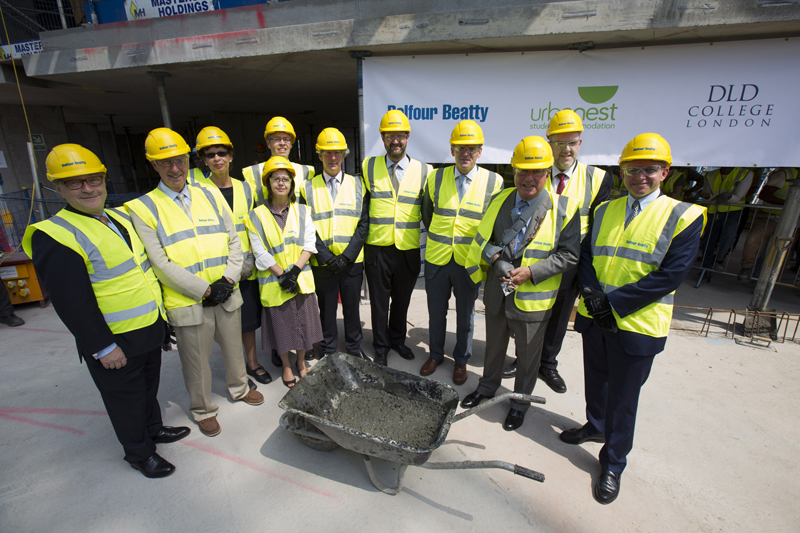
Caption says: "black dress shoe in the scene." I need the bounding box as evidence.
[391,344,415,360]
[560,425,604,445]
[151,426,191,444]
[503,408,526,431]
[538,367,567,393]
[502,360,517,379]
[460,390,493,409]
[246,364,273,385]
[129,453,176,478]
[350,351,370,361]
[593,470,621,504]
[305,350,317,361]
[373,353,388,365]
[271,350,282,367]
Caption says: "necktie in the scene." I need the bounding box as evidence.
[625,199,640,229]
[556,173,567,195]
[177,193,192,218]
[389,163,400,195]
[329,177,339,202]
[511,199,529,255]
[457,175,466,202]
[98,215,109,226]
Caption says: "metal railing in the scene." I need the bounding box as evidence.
[0,0,82,48]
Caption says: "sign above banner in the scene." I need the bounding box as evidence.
[363,39,800,167]
[124,0,215,21]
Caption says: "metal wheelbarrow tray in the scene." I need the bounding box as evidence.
[279,353,546,494]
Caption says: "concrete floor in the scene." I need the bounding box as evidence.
[1,269,799,532]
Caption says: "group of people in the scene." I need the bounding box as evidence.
[23,108,708,505]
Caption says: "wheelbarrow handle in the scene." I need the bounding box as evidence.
[514,464,546,483]
[418,460,545,483]
[451,392,546,423]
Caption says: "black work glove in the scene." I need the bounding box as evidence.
[205,277,234,305]
[492,258,514,280]
[278,265,302,294]
[583,288,612,317]
[327,254,351,274]
[594,311,619,333]
[161,325,176,351]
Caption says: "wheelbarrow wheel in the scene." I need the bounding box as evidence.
[288,413,339,452]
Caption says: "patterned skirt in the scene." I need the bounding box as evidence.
[260,292,323,355]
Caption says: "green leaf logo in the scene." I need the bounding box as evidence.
[578,86,619,104]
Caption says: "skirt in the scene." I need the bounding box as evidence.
[239,278,262,333]
[260,292,323,355]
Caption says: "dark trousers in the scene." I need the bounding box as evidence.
[700,210,742,268]
[539,267,578,371]
[365,244,420,355]
[314,265,364,354]
[424,258,480,365]
[582,322,655,475]
[84,346,163,463]
[0,285,14,318]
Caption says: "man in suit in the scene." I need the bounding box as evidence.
[420,120,504,385]
[23,144,189,478]
[462,136,580,430]
[301,128,369,360]
[361,110,433,366]
[127,128,263,439]
[561,133,706,504]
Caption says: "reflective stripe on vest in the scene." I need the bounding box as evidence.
[126,184,231,310]
[707,167,748,213]
[578,195,707,338]
[246,203,315,307]
[544,163,604,240]
[425,166,502,266]
[243,162,313,208]
[302,173,364,265]
[363,156,431,249]
[22,208,165,333]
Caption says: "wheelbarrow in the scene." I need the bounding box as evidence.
[278,352,546,495]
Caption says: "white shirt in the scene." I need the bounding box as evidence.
[323,170,342,199]
[385,154,409,184]
[249,205,318,271]
[551,160,577,190]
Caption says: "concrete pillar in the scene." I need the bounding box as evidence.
[148,71,173,129]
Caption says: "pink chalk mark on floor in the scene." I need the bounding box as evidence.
[181,440,338,499]
[0,408,106,415]
[9,327,71,334]
[0,413,84,434]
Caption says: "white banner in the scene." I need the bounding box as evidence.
[124,0,215,21]
[363,38,800,167]
[0,40,42,60]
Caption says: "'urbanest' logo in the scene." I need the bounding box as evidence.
[529,86,619,130]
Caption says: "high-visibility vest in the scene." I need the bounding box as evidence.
[22,207,166,333]
[706,167,749,214]
[577,196,707,339]
[361,156,433,249]
[465,189,579,312]
[301,173,365,266]
[126,183,232,311]
[661,169,685,199]
[189,172,255,279]
[245,203,315,307]
[759,167,798,214]
[425,166,503,266]
[544,163,606,240]
[242,161,314,207]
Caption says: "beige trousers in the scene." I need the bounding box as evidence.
[174,305,248,422]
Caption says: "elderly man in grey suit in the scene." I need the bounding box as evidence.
[462,136,580,431]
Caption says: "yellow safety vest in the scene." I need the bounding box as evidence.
[425,166,503,266]
[301,173,365,266]
[544,163,606,240]
[22,207,166,333]
[245,203,315,307]
[189,172,255,279]
[465,189,579,312]
[242,161,315,207]
[759,167,798,214]
[126,184,232,311]
[661,170,685,199]
[362,156,433,249]
[706,167,749,214]
[577,196,707,338]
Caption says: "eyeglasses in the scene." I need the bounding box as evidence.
[453,146,481,155]
[269,136,293,145]
[270,177,292,184]
[621,166,665,178]
[203,150,229,159]
[550,140,581,149]
[515,168,550,178]
[322,150,345,157]
[153,157,189,170]
[61,175,104,190]
[383,133,408,141]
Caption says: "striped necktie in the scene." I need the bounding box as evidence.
[556,173,566,195]
[389,163,399,195]
[625,199,640,229]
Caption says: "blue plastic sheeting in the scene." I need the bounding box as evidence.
[93,0,269,25]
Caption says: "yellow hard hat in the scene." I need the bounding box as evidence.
[195,126,233,152]
[264,116,297,144]
[315,128,348,151]
[261,156,296,185]
[45,144,107,182]
[450,120,484,145]
[144,128,190,161]
[619,133,672,166]
[546,109,584,137]
[379,110,411,133]
[510,136,554,170]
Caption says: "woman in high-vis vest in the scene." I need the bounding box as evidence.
[191,127,270,385]
[246,157,322,388]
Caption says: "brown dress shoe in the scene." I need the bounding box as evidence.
[198,416,221,437]
[420,357,443,376]
[241,390,264,406]
[453,364,468,385]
